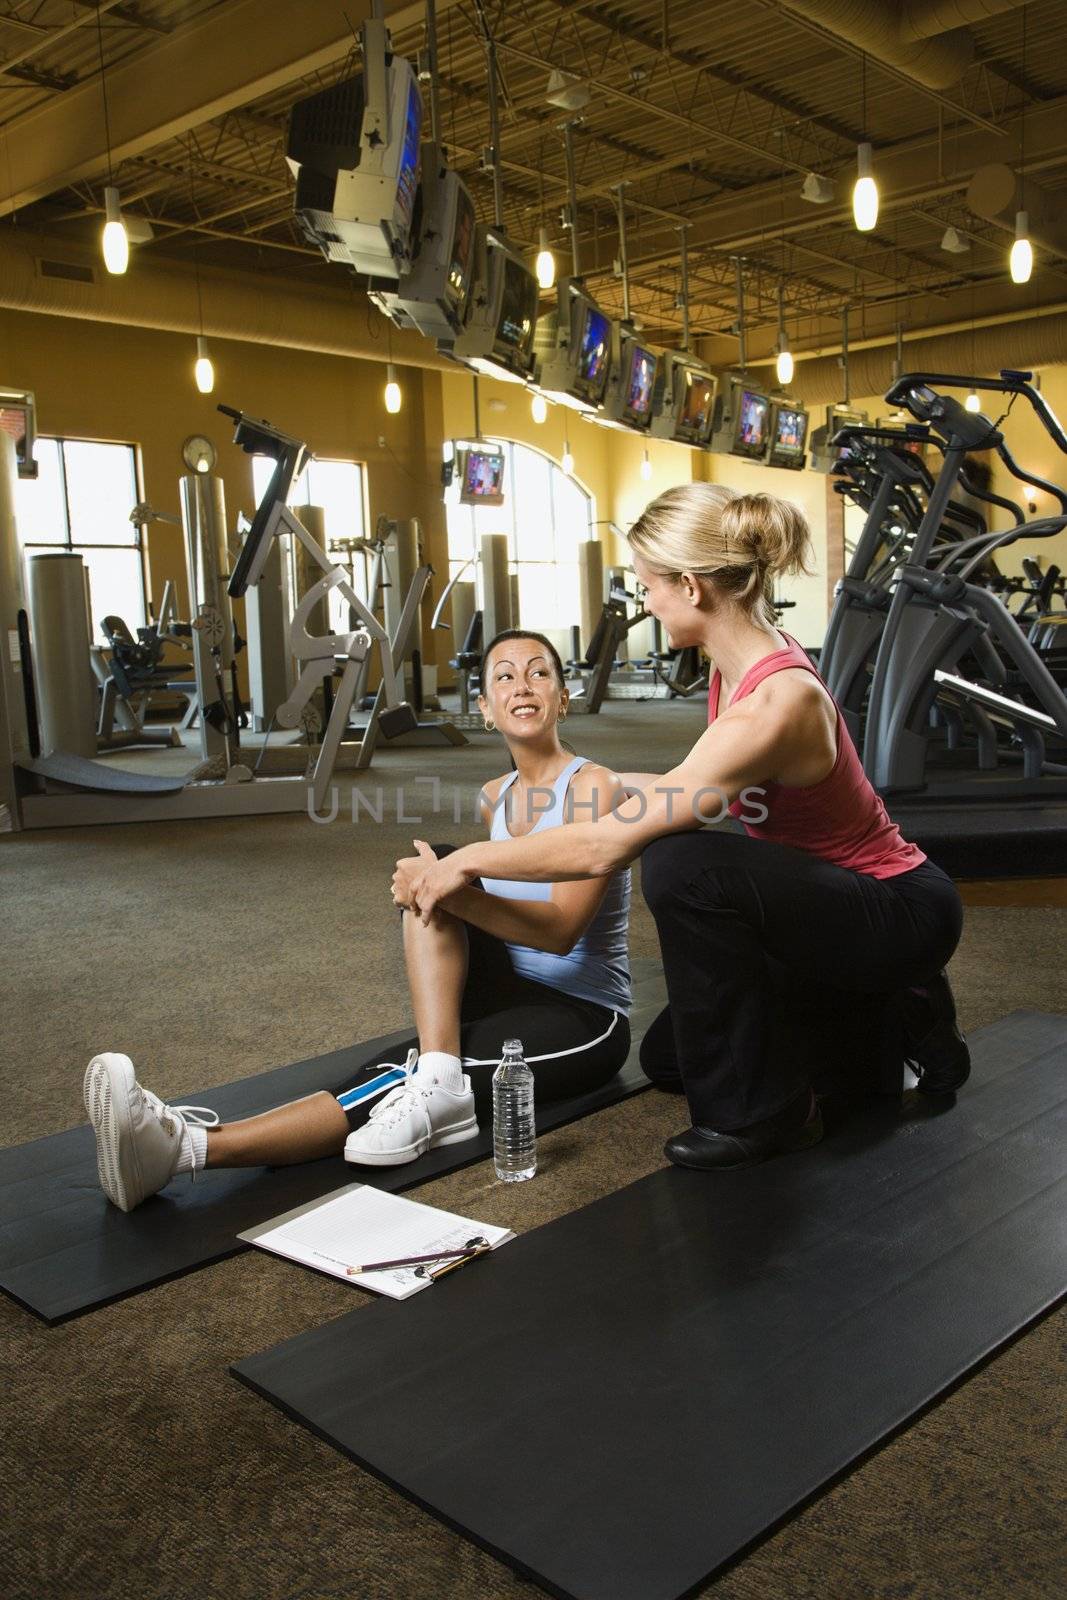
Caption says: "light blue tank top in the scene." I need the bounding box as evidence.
[480,755,631,1015]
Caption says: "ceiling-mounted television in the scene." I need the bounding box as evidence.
[444,225,539,384]
[286,43,422,282]
[650,352,718,447]
[0,388,37,479]
[597,328,661,433]
[531,278,615,413]
[768,402,809,470]
[455,444,506,506]
[372,146,477,339]
[709,374,771,459]
[809,404,870,472]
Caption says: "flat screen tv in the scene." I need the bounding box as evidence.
[459,446,506,506]
[768,403,809,469]
[732,386,771,459]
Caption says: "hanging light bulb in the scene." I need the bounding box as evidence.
[193,335,215,395]
[535,227,556,291]
[531,392,548,424]
[640,449,652,482]
[102,186,129,275]
[384,362,402,414]
[852,143,879,232]
[1010,211,1033,284]
[775,332,794,387]
[965,390,981,414]
[561,438,574,476]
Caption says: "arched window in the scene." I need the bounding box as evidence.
[444,437,595,654]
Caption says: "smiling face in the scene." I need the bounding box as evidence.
[632,554,710,650]
[479,635,568,740]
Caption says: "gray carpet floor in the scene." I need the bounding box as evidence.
[1,698,1064,1600]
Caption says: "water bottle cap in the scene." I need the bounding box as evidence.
[502,1039,523,1054]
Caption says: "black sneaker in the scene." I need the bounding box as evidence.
[900,971,971,1096]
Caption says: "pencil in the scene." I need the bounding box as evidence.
[346,1244,484,1275]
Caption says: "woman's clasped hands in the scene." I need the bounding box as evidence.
[391,840,476,921]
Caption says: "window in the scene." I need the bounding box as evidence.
[251,454,368,632]
[444,438,594,650]
[14,437,144,645]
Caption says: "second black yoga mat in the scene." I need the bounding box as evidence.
[0,961,665,1324]
[233,1008,1067,1600]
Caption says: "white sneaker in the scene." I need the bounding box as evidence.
[344,1049,479,1167]
[83,1052,219,1212]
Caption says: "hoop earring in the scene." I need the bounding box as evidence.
[483,718,495,732]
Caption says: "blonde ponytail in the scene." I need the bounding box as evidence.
[627,483,812,621]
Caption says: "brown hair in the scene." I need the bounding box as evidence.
[627,483,812,622]
[481,628,566,689]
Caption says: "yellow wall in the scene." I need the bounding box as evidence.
[15,304,1020,683]
[0,308,449,672]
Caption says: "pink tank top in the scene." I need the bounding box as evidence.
[708,633,926,880]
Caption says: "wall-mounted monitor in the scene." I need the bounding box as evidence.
[532,279,615,413]
[596,329,661,433]
[649,352,718,446]
[287,54,423,282]
[809,404,870,472]
[373,148,476,340]
[768,403,809,470]
[445,226,539,384]
[456,445,506,506]
[0,389,37,479]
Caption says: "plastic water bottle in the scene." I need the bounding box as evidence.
[492,1039,536,1182]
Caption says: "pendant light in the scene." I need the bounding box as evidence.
[561,436,574,476]
[531,392,548,424]
[640,449,652,482]
[384,363,403,414]
[535,227,556,290]
[1010,8,1033,285]
[852,57,879,233]
[96,12,127,275]
[775,282,793,386]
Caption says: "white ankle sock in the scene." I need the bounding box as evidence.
[417,1051,464,1090]
[175,1123,208,1174]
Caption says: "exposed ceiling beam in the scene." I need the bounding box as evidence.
[0,0,128,79]
[0,0,463,217]
[491,37,814,177]
[756,0,1006,137]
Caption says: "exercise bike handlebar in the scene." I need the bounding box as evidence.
[884,369,1067,455]
[995,437,1067,513]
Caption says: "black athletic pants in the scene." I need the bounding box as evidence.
[639,831,963,1130]
[334,847,630,1131]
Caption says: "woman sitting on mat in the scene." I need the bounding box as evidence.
[84,630,632,1212]
[393,487,969,1173]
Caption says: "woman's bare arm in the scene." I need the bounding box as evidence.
[400,681,825,921]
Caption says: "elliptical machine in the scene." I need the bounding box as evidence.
[862,373,1067,800]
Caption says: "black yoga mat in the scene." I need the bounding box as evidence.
[233,1008,1067,1600]
[0,961,664,1325]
